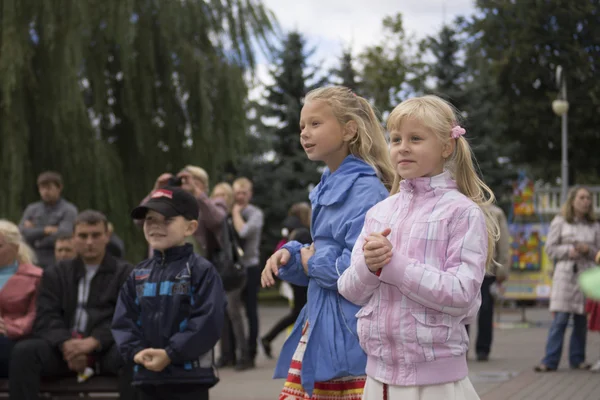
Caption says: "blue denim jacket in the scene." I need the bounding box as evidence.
[274,155,389,395]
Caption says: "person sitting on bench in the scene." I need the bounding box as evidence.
[9,210,135,400]
[0,220,43,378]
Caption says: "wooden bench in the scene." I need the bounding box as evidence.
[0,376,119,399]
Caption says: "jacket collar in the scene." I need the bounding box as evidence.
[15,263,43,278]
[72,253,117,278]
[400,170,457,194]
[153,243,193,264]
[310,155,379,206]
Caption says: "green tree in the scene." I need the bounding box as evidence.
[417,25,466,107]
[359,13,418,114]
[418,23,516,204]
[0,0,275,260]
[468,0,600,184]
[230,31,324,262]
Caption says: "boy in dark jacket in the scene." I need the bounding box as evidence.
[112,187,226,400]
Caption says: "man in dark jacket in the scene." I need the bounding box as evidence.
[9,210,135,400]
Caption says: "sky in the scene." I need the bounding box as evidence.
[250,0,476,92]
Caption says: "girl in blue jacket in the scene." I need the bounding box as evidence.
[261,86,394,400]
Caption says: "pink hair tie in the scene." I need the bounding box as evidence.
[451,125,466,139]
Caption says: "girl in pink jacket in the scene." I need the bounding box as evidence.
[339,95,499,400]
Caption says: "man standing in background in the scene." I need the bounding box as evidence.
[19,171,78,268]
[468,203,511,361]
[231,177,264,367]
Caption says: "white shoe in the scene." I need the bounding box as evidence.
[590,360,600,372]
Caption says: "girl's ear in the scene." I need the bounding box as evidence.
[442,139,455,159]
[343,120,358,142]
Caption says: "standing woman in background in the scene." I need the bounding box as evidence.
[535,187,600,372]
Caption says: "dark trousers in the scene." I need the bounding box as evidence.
[0,335,14,377]
[263,284,307,342]
[138,384,209,400]
[243,265,261,359]
[9,338,136,400]
[220,311,236,363]
[466,276,495,356]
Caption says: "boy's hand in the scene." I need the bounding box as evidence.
[300,244,315,274]
[135,348,171,372]
[262,249,291,288]
[364,228,393,272]
[0,316,6,335]
[134,349,151,365]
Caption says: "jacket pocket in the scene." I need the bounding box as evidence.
[355,306,380,357]
[410,310,452,345]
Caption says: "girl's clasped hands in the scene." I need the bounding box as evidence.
[363,228,393,273]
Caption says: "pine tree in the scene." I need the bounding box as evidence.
[331,50,359,92]
[419,23,516,205]
[232,31,324,260]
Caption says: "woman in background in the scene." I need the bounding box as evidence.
[0,220,43,377]
[535,187,599,372]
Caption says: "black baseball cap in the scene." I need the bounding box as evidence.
[131,186,199,221]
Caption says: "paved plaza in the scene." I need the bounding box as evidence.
[212,305,600,400]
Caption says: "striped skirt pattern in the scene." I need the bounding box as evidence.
[279,322,366,400]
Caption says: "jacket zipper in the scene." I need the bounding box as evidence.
[154,253,167,345]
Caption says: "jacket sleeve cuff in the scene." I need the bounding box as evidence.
[165,346,181,365]
[378,253,410,287]
[130,345,146,362]
[48,332,73,349]
[356,258,380,286]
[281,241,303,268]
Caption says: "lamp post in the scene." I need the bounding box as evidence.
[552,66,569,203]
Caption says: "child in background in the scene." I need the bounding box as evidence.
[339,95,499,400]
[261,86,394,399]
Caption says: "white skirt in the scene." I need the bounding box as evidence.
[362,376,480,400]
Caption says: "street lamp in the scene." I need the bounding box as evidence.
[552,66,569,203]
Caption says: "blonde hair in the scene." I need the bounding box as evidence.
[0,220,37,265]
[387,95,499,271]
[561,186,595,223]
[289,202,311,228]
[304,86,395,190]
[233,177,253,191]
[182,165,209,190]
[211,182,234,211]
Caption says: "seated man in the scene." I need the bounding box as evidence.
[9,210,135,400]
[54,232,76,263]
